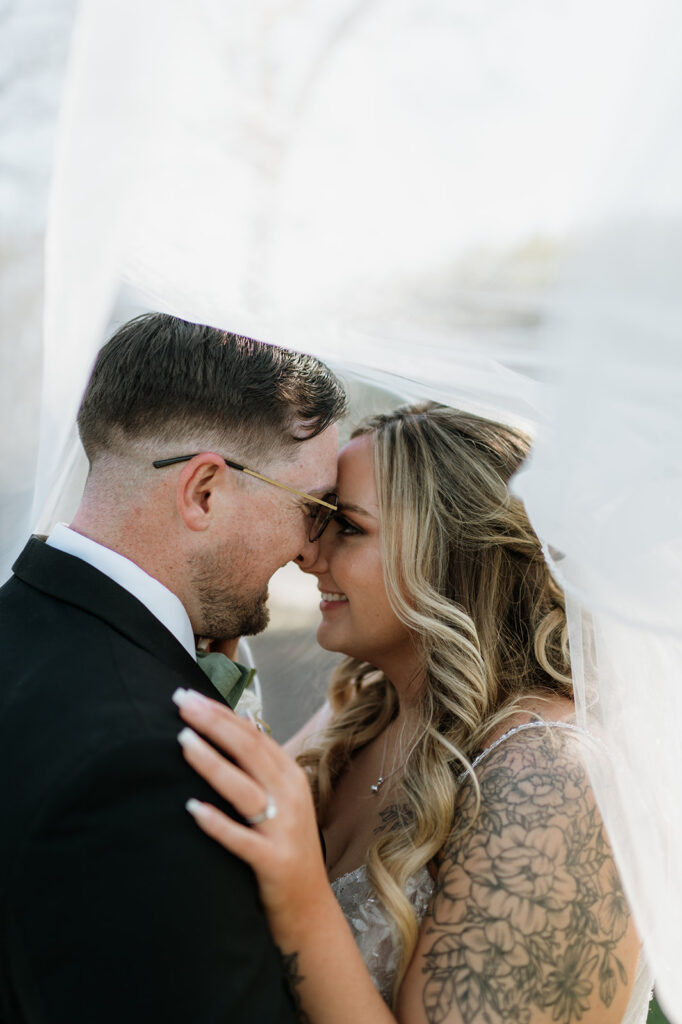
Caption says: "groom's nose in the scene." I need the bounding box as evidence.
[294,534,321,571]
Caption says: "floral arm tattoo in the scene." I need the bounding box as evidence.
[278,950,311,1024]
[421,729,631,1024]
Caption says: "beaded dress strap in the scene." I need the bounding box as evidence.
[470,720,596,771]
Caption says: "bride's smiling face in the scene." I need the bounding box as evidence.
[301,434,415,674]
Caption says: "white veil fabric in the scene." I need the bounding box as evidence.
[3,0,682,1018]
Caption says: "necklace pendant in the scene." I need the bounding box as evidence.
[371,776,384,795]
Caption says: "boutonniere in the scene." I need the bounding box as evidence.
[234,682,271,734]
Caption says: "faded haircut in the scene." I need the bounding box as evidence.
[77,313,347,467]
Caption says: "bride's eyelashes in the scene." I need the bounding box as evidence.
[331,513,362,537]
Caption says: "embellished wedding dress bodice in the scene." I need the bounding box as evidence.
[330,721,653,1021]
[331,862,434,1004]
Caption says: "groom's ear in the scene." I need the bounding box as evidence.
[176,453,230,532]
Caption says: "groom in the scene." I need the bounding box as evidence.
[0,314,345,1022]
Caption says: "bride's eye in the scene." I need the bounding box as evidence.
[332,513,362,537]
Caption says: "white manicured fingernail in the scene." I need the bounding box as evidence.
[173,689,211,712]
[186,798,211,819]
[177,727,203,750]
[186,688,212,704]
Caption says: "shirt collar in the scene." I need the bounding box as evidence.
[46,524,196,661]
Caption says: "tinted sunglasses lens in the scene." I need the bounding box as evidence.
[309,494,337,542]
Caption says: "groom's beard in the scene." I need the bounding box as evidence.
[189,544,270,640]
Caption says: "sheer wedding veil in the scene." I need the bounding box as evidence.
[3,1,681,1017]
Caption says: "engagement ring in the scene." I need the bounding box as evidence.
[245,793,277,826]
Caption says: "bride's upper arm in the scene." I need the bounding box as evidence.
[283,700,333,758]
[396,727,640,1024]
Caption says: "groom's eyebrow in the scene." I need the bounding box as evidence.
[306,483,337,499]
[296,484,337,506]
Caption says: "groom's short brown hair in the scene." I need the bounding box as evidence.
[77,313,346,466]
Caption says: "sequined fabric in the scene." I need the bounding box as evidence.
[331,864,434,1004]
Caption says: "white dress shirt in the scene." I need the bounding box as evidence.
[47,523,196,660]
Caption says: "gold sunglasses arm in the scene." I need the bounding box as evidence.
[151,454,337,511]
[242,468,337,510]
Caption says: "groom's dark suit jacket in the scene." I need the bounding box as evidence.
[0,538,296,1023]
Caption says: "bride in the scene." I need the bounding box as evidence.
[173,401,650,1023]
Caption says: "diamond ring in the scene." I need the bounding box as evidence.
[245,793,277,826]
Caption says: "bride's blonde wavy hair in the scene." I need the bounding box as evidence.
[297,402,572,1003]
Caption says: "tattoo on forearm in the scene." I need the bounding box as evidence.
[422,730,631,1024]
[278,950,311,1024]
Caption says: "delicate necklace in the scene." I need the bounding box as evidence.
[370,717,425,795]
[370,727,401,794]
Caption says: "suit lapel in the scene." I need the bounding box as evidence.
[12,537,227,703]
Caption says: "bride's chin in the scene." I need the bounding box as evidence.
[315,623,342,653]
[315,623,368,664]
[316,622,352,656]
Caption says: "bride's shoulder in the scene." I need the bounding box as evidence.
[479,693,576,750]
[398,698,639,1023]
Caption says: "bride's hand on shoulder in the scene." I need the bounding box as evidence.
[172,688,332,942]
